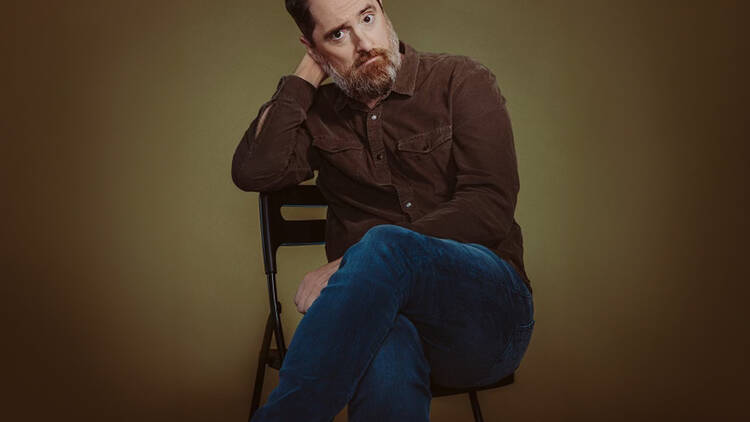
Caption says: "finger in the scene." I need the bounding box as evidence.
[294,295,305,312]
[299,286,315,314]
[302,291,312,313]
[294,284,304,308]
[295,278,310,308]
[295,291,303,312]
[305,277,329,312]
[303,291,319,314]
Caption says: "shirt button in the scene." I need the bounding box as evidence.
[376,152,383,160]
[370,114,378,120]
[405,201,412,208]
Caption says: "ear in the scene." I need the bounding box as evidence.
[299,35,313,50]
[299,36,322,63]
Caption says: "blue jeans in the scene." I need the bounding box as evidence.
[251,224,535,421]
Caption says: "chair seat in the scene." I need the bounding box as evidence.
[430,372,514,397]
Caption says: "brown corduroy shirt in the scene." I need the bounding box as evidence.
[232,40,531,294]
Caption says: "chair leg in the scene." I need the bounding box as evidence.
[249,356,267,421]
[469,390,484,422]
[249,312,276,421]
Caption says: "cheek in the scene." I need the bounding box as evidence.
[377,32,392,49]
[339,56,354,68]
[377,21,391,39]
[325,51,354,70]
[339,58,357,72]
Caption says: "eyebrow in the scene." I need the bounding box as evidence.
[322,4,377,39]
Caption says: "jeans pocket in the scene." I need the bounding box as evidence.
[502,320,535,370]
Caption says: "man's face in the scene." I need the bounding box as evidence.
[305,0,402,102]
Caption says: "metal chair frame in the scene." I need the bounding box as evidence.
[248,184,514,422]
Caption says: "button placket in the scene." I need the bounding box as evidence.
[401,196,418,217]
[391,180,417,217]
[366,106,388,184]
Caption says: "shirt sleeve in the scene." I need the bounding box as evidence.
[394,60,520,248]
[231,75,320,192]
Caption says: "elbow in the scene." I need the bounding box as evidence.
[231,160,276,192]
[231,152,269,192]
[231,159,297,193]
[231,167,256,192]
[230,134,278,192]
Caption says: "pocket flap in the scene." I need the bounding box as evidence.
[312,136,364,153]
[396,125,452,153]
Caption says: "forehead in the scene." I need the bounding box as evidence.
[308,0,378,35]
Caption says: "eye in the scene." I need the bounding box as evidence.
[363,13,375,24]
[331,29,346,41]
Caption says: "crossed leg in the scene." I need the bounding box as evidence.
[250,224,533,422]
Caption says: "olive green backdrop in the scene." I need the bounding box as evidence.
[3,1,747,421]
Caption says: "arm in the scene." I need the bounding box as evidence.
[395,61,520,247]
[231,53,328,192]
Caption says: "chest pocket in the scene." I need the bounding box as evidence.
[312,135,367,180]
[395,125,453,184]
[396,124,453,154]
[312,135,364,153]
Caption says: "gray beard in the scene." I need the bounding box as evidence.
[313,22,402,103]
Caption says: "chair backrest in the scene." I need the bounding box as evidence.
[258,184,328,275]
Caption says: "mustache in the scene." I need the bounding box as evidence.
[355,48,389,67]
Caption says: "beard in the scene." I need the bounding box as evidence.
[311,17,402,103]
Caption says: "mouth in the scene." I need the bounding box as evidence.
[360,56,381,67]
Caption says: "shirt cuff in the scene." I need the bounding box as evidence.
[271,74,318,110]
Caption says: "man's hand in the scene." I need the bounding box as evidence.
[255,50,328,139]
[294,50,329,88]
[294,257,343,314]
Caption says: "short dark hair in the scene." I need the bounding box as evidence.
[285,0,383,47]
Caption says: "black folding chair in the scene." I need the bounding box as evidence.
[249,184,515,422]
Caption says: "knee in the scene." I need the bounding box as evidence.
[339,225,426,301]
[357,224,425,257]
[363,223,415,242]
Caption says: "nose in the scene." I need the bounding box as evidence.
[351,27,374,55]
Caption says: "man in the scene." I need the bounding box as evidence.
[232,0,534,420]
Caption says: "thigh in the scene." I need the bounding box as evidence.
[340,224,534,388]
[392,228,534,387]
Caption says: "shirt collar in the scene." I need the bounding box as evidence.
[334,40,419,111]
